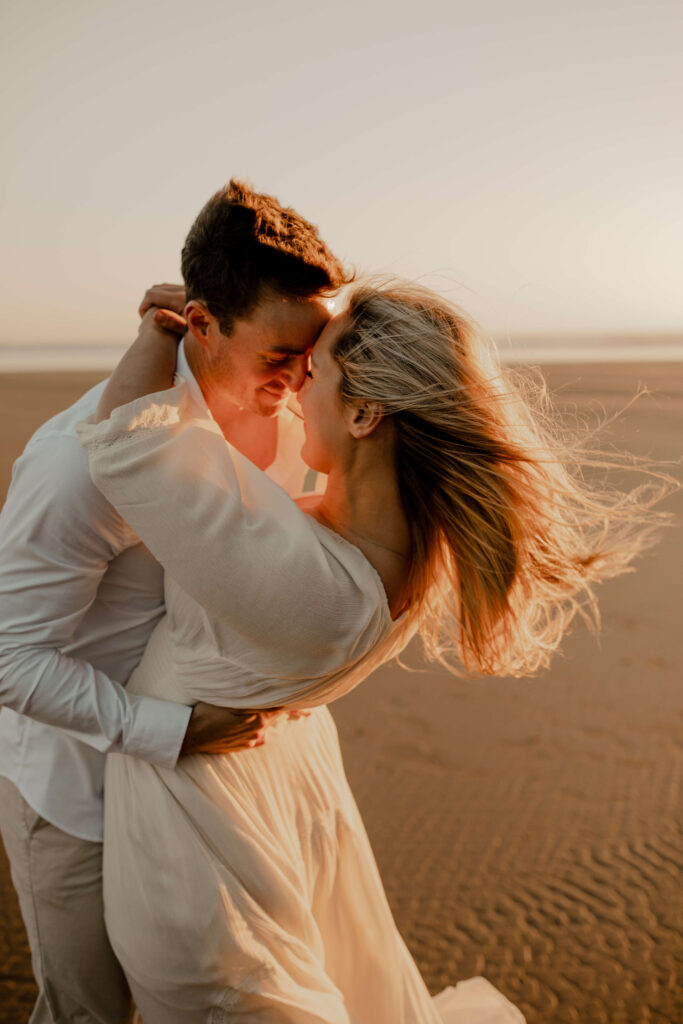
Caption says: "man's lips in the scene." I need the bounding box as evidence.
[261,386,287,399]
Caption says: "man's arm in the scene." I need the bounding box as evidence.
[0,430,277,763]
[0,431,194,767]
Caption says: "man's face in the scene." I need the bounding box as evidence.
[204,293,331,417]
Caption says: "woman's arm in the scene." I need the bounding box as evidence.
[78,383,385,673]
[94,311,180,424]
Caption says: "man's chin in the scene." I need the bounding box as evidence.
[257,390,288,417]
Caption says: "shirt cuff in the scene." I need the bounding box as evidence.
[124,694,192,770]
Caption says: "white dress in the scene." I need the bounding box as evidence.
[77,383,525,1024]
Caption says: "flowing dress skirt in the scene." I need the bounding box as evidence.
[104,706,524,1023]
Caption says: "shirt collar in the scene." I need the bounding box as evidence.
[175,338,209,413]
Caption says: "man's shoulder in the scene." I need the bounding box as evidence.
[3,377,135,546]
[26,379,109,450]
[7,378,116,514]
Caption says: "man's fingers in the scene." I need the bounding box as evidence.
[207,737,267,754]
[183,704,284,757]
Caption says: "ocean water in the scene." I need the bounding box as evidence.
[496,334,683,365]
[0,335,682,371]
[0,345,131,372]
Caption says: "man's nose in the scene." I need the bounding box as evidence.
[281,356,308,393]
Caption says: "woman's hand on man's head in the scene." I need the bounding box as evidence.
[139,283,187,318]
[152,307,187,336]
[139,283,188,338]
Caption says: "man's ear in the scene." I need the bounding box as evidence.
[346,401,384,439]
[184,300,213,350]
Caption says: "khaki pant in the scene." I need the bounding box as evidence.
[0,776,133,1024]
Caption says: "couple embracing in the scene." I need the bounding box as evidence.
[0,180,655,1022]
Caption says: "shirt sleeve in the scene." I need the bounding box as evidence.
[77,384,386,670]
[0,433,191,769]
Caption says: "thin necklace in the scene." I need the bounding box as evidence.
[314,507,410,559]
[336,522,410,559]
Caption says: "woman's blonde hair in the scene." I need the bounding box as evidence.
[332,280,676,677]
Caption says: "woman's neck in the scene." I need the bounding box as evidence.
[314,444,411,562]
[314,458,412,620]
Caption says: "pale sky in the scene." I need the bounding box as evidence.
[1,0,681,346]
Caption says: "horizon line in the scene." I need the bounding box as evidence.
[0,329,682,351]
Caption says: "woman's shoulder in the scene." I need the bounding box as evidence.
[297,499,409,623]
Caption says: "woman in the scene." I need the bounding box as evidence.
[77,281,666,1022]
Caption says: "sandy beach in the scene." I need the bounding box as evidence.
[0,363,681,1024]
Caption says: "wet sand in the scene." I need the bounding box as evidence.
[1,364,681,1023]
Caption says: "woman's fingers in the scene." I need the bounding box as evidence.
[153,308,187,336]
[139,283,187,317]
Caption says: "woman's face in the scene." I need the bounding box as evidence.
[297,313,351,474]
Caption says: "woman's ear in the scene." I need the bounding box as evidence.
[346,402,384,439]
[184,300,213,350]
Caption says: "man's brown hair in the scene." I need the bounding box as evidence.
[181,179,353,335]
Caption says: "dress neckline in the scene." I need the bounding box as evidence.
[308,517,409,626]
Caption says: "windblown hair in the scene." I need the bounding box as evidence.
[332,281,675,677]
[181,179,353,335]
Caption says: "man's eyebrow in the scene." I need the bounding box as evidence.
[261,345,312,355]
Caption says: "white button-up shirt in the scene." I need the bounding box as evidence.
[0,342,312,841]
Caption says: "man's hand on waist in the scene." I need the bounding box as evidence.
[180,702,311,757]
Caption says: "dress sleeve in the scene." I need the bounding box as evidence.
[76,384,386,666]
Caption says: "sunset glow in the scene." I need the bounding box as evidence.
[1,0,681,352]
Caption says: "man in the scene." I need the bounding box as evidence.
[0,179,352,1023]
